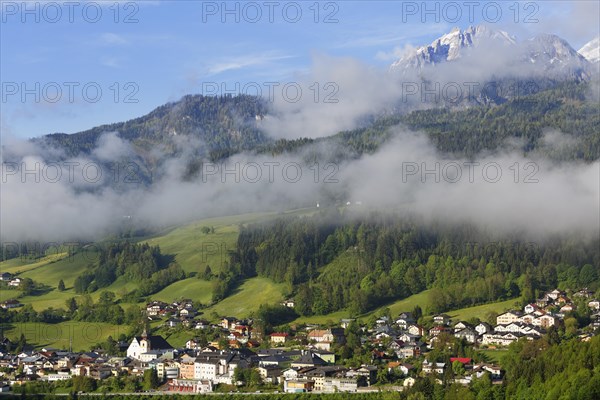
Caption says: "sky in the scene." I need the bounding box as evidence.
[1,0,599,139]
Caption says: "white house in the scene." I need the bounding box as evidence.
[475,322,491,336]
[496,311,522,325]
[588,300,600,310]
[422,360,445,374]
[8,278,21,287]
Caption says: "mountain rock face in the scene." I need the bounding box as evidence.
[523,34,591,80]
[390,25,516,70]
[391,25,591,80]
[579,37,600,63]
[390,25,592,106]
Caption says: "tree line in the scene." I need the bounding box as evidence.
[228,211,599,316]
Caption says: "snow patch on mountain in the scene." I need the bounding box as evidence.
[579,37,600,63]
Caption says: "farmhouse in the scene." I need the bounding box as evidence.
[270,333,289,344]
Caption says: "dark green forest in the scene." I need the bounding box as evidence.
[227,211,599,316]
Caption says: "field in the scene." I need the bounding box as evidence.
[0,249,97,311]
[448,298,522,322]
[203,277,288,317]
[1,321,125,352]
[479,349,509,363]
[150,278,214,304]
[369,290,434,317]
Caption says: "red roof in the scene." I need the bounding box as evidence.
[271,332,289,337]
[450,357,472,364]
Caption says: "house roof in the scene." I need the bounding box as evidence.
[307,329,329,338]
[450,357,472,364]
[136,335,173,350]
[293,352,327,366]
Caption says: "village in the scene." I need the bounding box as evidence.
[1,288,599,394]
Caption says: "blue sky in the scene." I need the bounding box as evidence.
[1,0,598,139]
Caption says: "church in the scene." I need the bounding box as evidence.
[126,329,174,360]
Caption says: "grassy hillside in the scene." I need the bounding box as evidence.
[203,277,287,318]
[368,290,434,318]
[448,297,522,322]
[138,208,316,305]
[151,278,213,304]
[1,321,125,352]
[1,252,71,275]
[0,250,97,311]
[1,210,315,312]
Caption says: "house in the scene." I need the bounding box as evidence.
[166,318,180,328]
[396,313,416,330]
[291,351,328,368]
[8,278,21,287]
[221,317,237,330]
[270,333,289,344]
[536,295,553,308]
[186,339,204,350]
[374,325,398,339]
[398,333,420,343]
[422,360,445,374]
[574,289,594,298]
[284,378,315,393]
[126,330,173,360]
[179,308,195,318]
[388,362,414,376]
[259,354,292,367]
[307,329,345,351]
[347,365,377,385]
[1,299,22,309]
[547,289,564,300]
[450,357,472,366]
[194,320,210,330]
[496,311,522,325]
[145,301,167,316]
[588,300,600,310]
[536,314,556,328]
[433,314,450,325]
[340,319,356,329]
[454,328,477,343]
[524,304,539,314]
[321,375,358,393]
[556,295,571,305]
[256,365,282,384]
[403,377,416,387]
[281,299,296,308]
[520,314,536,325]
[0,272,13,281]
[169,379,213,393]
[481,332,520,346]
[560,304,575,313]
[473,363,502,380]
[312,350,335,364]
[475,322,492,336]
[407,324,424,336]
[428,325,451,338]
[453,321,471,332]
